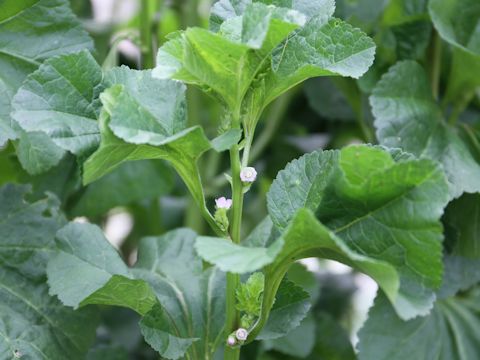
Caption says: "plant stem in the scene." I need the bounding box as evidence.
[430,30,442,100]
[224,144,243,360]
[140,0,154,69]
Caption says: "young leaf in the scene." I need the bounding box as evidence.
[371,61,480,199]
[12,50,104,158]
[0,0,93,146]
[264,145,449,321]
[236,272,265,316]
[155,0,375,121]
[0,184,97,359]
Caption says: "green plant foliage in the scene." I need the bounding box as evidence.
[47,225,227,360]
[371,61,480,199]
[154,0,375,125]
[0,184,98,359]
[0,0,93,147]
[358,256,480,360]
[265,145,449,320]
[3,0,480,358]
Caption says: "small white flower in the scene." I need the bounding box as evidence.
[227,335,236,346]
[215,197,232,210]
[240,167,257,183]
[235,328,248,341]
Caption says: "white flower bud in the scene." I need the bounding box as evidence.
[215,197,232,210]
[227,335,236,346]
[235,328,248,341]
[240,167,257,183]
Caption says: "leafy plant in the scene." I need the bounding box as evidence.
[1,0,480,359]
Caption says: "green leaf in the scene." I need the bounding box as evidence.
[12,50,104,158]
[0,184,97,359]
[71,160,174,217]
[263,313,316,358]
[437,256,480,299]
[263,145,450,321]
[139,304,198,360]
[15,130,66,175]
[133,230,226,360]
[209,0,335,31]
[236,272,265,316]
[371,61,480,199]
[0,184,65,279]
[47,222,157,315]
[304,77,357,122]
[103,67,187,144]
[210,129,242,152]
[306,313,355,360]
[83,67,224,235]
[357,289,480,360]
[155,1,374,119]
[359,251,480,359]
[444,193,480,258]
[195,236,284,273]
[257,279,310,340]
[429,0,480,55]
[0,0,93,146]
[48,226,227,360]
[429,0,480,104]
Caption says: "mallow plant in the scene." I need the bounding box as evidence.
[1,0,480,359]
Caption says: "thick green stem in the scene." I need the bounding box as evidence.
[140,0,154,69]
[224,144,244,360]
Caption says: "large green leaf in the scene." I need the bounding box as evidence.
[358,253,480,359]
[83,67,224,235]
[262,145,449,322]
[0,184,97,359]
[358,285,480,360]
[0,184,65,279]
[11,50,104,159]
[429,0,480,111]
[371,61,480,199]
[47,226,226,360]
[429,0,480,55]
[134,230,226,360]
[0,0,93,146]
[47,223,157,315]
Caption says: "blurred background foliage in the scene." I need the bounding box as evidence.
[1,0,479,359]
